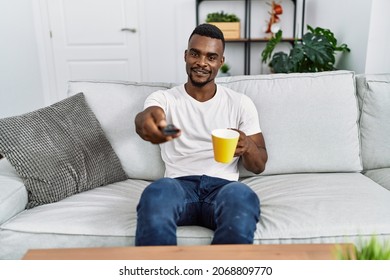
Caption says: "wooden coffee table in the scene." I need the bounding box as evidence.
[22,243,354,260]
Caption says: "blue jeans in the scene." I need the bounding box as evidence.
[135,175,260,246]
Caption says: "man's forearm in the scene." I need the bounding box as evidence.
[241,139,267,174]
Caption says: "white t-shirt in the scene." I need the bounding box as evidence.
[144,84,261,181]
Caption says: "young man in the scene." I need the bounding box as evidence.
[134,24,267,245]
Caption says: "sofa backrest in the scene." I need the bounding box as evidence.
[68,70,363,180]
[356,74,390,171]
[217,70,362,176]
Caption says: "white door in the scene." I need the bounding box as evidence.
[46,0,141,100]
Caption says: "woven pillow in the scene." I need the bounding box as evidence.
[0,93,128,208]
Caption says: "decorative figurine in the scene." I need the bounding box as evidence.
[263,1,283,36]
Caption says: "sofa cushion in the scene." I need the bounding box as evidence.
[0,93,127,208]
[0,179,214,259]
[2,173,390,259]
[0,159,27,224]
[242,173,390,241]
[67,80,174,180]
[356,74,390,170]
[217,71,362,176]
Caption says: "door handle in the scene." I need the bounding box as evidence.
[121,28,137,33]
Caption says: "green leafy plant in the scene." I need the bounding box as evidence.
[206,11,240,22]
[337,237,390,260]
[220,63,230,73]
[261,25,350,73]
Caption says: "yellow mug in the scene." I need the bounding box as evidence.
[211,129,240,163]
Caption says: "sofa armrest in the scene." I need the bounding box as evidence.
[0,158,28,224]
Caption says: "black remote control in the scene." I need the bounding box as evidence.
[162,124,180,136]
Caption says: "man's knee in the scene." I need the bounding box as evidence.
[137,178,184,214]
[217,182,260,209]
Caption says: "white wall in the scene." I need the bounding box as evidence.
[305,0,373,74]
[0,0,44,118]
[139,0,195,83]
[1,0,390,118]
[365,0,390,74]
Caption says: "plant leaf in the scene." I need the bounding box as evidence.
[261,30,283,63]
[269,52,291,73]
[206,11,240,22]
[262,25,350,73]
[289,44,305,72]
[301,32,334,71]
[309,25,351,53]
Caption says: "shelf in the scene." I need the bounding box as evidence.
[225,38,300,43]
[196,0,306,75]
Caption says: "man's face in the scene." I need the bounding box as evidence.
[184,34,224,88]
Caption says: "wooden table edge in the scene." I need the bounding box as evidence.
[22,243,355,260]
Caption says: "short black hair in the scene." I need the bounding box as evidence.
[189,23,225,51]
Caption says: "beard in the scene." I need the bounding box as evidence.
[189,76,212,87]
[188,68,213,88]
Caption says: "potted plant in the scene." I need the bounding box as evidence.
[337,236,390,260]
[206,11,240,39]
[218,63,231,77]
[261,25,350,73]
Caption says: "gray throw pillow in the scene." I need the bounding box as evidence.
[0,93,128,208]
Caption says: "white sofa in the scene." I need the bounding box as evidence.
[1,70,390,259]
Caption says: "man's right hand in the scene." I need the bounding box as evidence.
[134,106,181,144]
